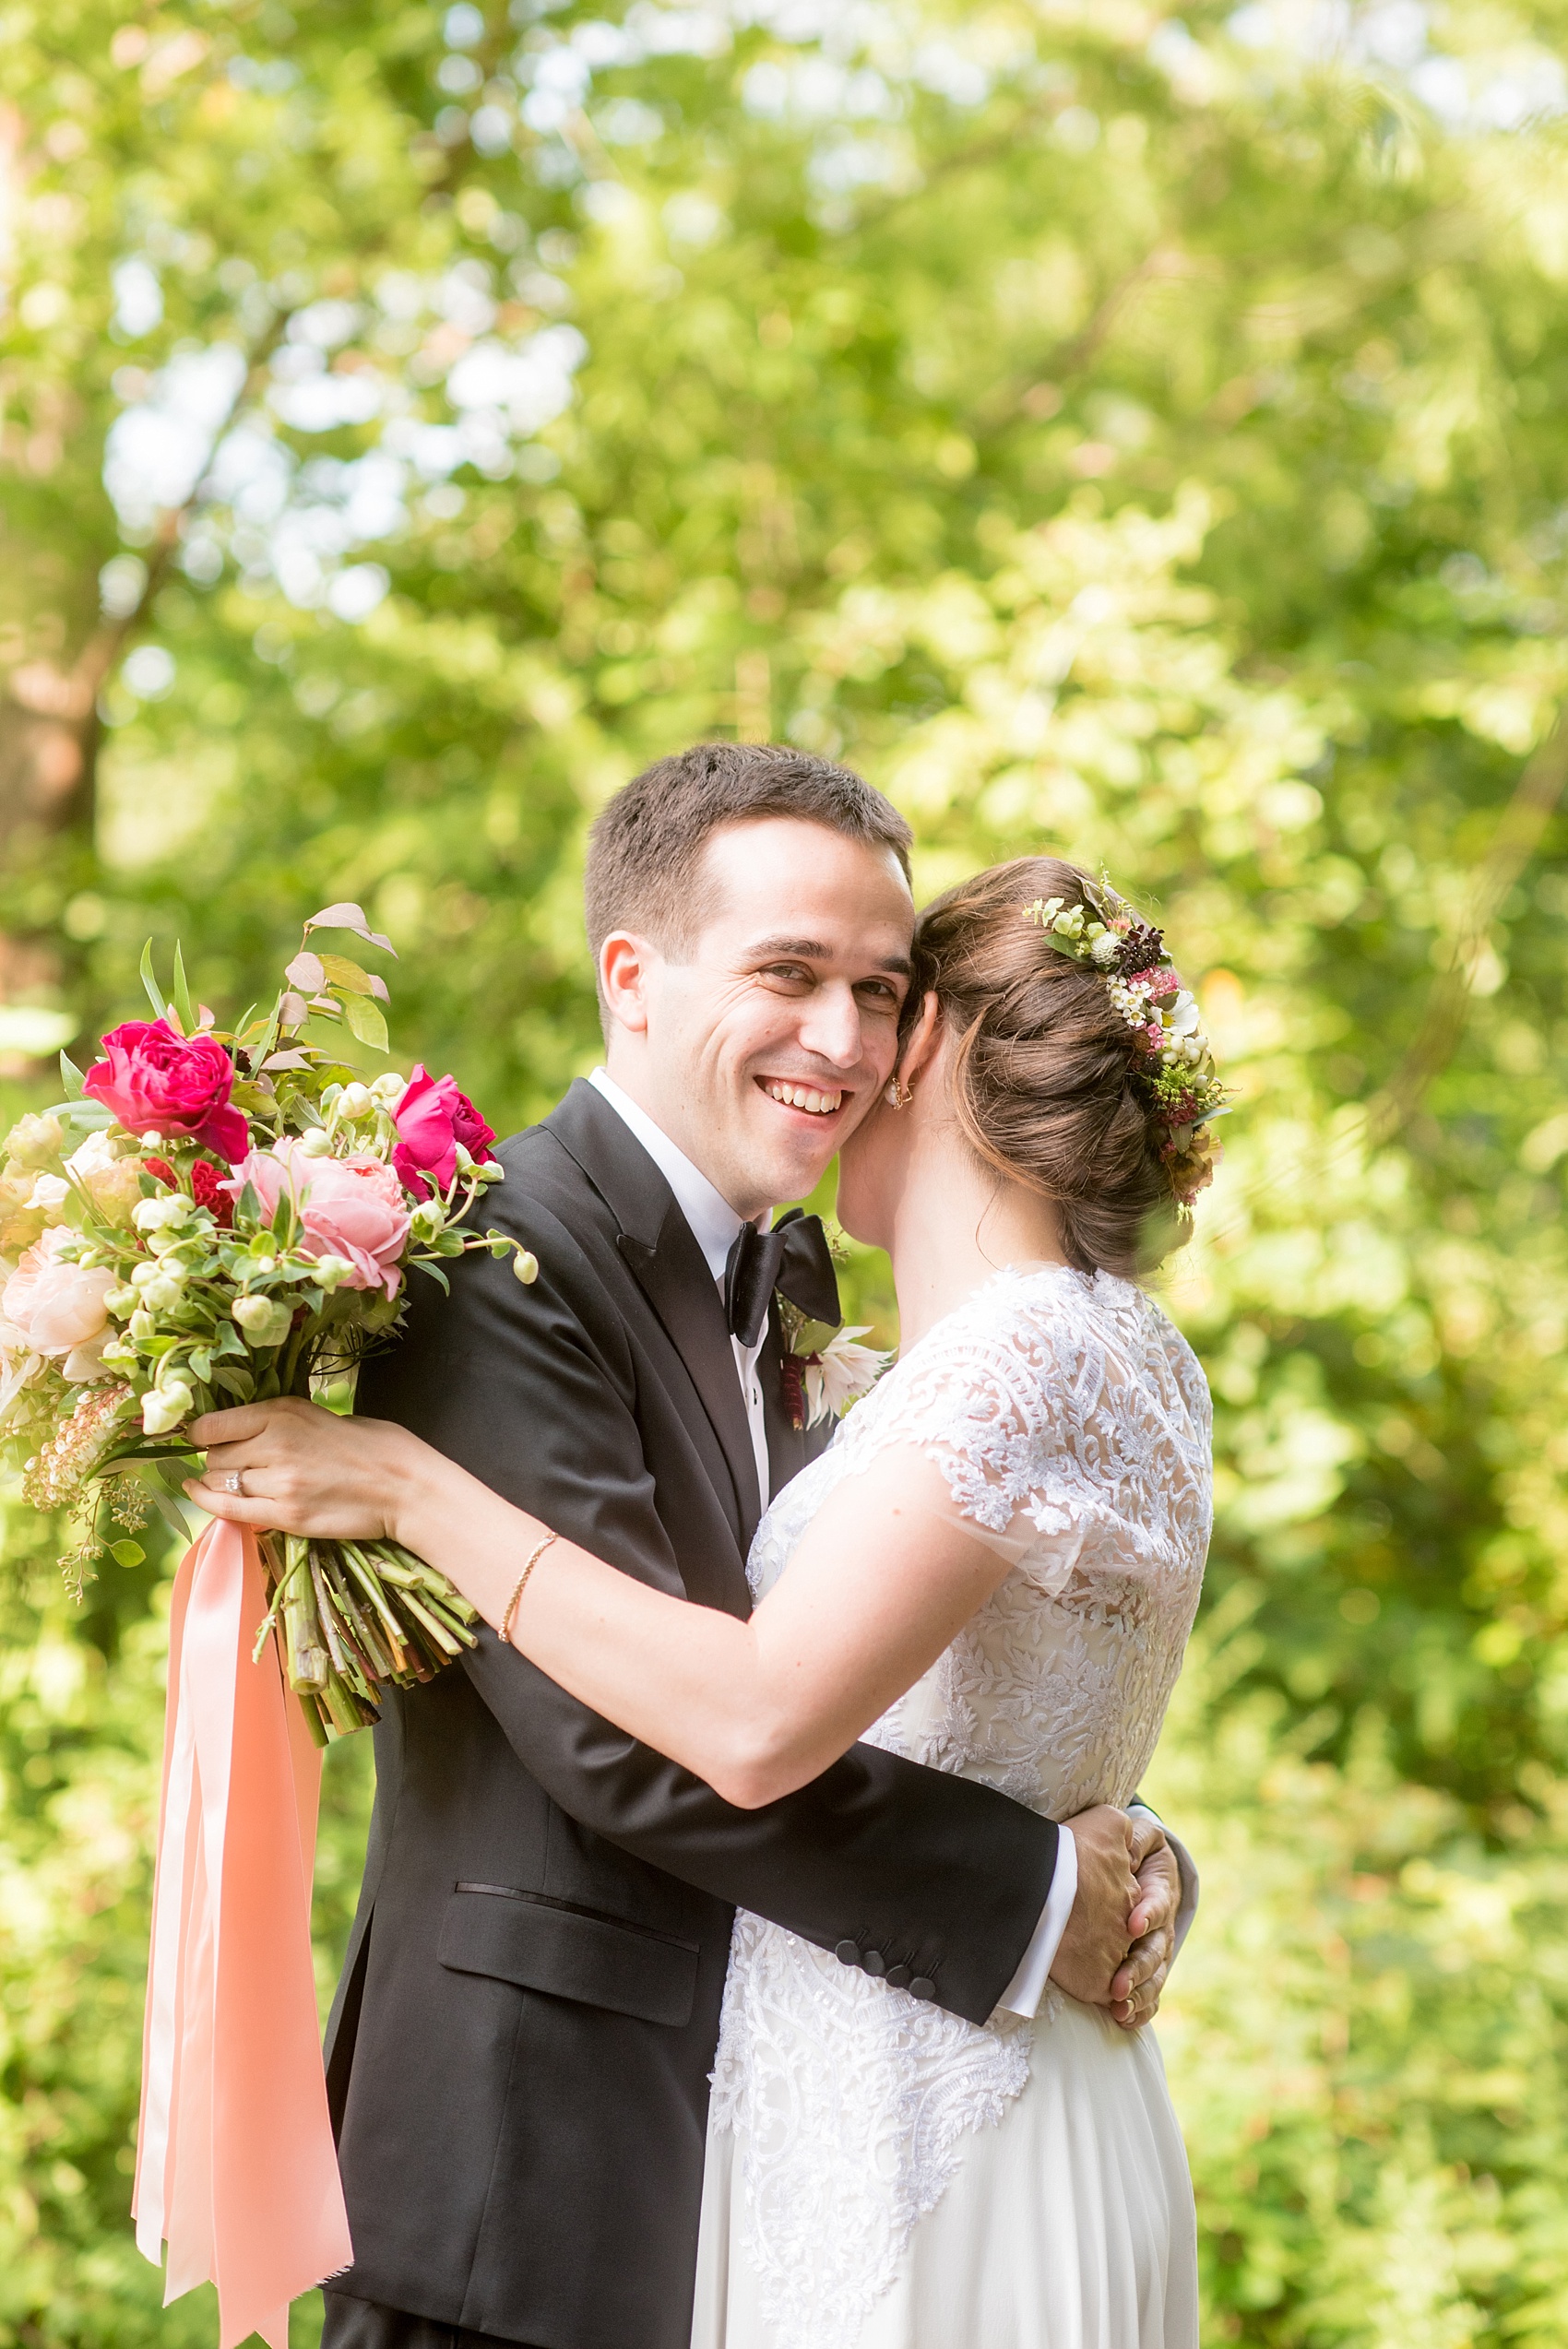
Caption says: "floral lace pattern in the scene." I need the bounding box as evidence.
[708,1264,1212,2349]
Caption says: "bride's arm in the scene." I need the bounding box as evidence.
[187,1397,1010,1808]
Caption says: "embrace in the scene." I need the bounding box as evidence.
[191,745,1216,2349]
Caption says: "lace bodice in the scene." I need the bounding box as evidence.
[707,1263,1212,2349]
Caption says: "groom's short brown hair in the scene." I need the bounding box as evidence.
[584,741,913,965]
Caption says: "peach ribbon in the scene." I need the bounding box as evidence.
[134,1518,354,2348]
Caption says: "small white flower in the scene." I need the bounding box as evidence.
[62,1335,115,1383]
[232,1293,293,1347]
[370,1073,407,1107]
[29,1172,70,1215]
[297,1126,333,1157]
[801,1326,891,1427]
[339,1083,374,1119]
[313,1254,357,1289]
[140,1274,185,1312]
[142,1382,193,1435]
[133,1194,191,1234]
[513,1249,540,1285]
[1090,931,1120,966]
[65,1131,121,1180]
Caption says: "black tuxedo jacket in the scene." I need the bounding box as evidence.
[326,1080,1061,2349]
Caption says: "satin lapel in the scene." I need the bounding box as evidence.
[547,1082,763,1549]
[616,1216,761,1545]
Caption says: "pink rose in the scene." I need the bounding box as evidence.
[227,1140,410,1297]
[390,1064,497,1201]
[1,1227,116,1378]
[83,1018,249,1162]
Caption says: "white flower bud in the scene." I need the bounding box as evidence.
[410,1201,445,1243]
[312,1254,357,1289]
[133,1194,190,1234]
[513,1249,539,1286]
[104,1284,140,1317]
[7,1113,65,1169]
[339,1083,374,1119]
[232,1293,294,1347]
[297,1126,333,1157]
[370,1073,406,1106]
[142,1383,193,1436]
[140,1274,185,1312]
[128,1310,157,1340]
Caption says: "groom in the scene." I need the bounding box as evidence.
[323,744,1192,2349]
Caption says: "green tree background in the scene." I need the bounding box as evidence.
[4,0,1568,2341]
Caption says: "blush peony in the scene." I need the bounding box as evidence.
[83,1019,249,1162]
[390,1064,497,1201]
[1,1228,116,1380]
[226,1140,410,1297]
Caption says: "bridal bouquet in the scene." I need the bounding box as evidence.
[0,906,534,1740]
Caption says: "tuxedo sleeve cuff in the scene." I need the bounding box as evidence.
[994,1824,1076,2018]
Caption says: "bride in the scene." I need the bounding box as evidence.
[190,855,1217,2349]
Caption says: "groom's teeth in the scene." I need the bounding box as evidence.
[766,1083,842,1115]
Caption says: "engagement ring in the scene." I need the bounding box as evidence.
[223,1471,245,1497]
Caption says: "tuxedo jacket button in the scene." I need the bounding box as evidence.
[885,1964,911,1989]
[909,1976,936,2001]
[861,1949,885,1977]
[835,1940,861,1967]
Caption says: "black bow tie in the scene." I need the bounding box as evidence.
[724,1209,841,1347]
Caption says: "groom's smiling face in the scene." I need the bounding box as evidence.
[599,815,915,1219]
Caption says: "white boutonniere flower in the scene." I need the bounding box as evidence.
[779,1301,891,1430]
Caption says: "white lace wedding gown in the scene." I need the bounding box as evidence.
[689,1263,1211,2349]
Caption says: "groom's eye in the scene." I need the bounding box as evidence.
[756,962,814,991]
[854,979,903,1014]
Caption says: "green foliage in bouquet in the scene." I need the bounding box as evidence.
[0,912,537,1741]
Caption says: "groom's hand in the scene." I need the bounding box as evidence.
[1047,1804,1142,2006]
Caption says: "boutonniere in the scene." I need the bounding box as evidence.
[778,1300,891,1432]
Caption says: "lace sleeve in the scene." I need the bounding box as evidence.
[832,1265,1212,1593]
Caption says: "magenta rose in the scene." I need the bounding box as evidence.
[226,1139,410,1297]
[390,1064,497,1201]
[83,1019,249,1162]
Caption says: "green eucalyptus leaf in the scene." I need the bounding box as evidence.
[138,941,168,1021]
[341,991,389,1053]
[170,943,196,1036]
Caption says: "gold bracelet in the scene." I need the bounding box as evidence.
[499,1532,557,1646]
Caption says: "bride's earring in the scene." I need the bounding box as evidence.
[885,1077,914,1109]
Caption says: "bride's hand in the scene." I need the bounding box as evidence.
[1110,1839,1179,2030]
[184,1397,419,1544]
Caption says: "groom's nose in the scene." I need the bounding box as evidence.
[790,979,873,1074]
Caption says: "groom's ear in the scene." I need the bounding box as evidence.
[599,930,659,1038]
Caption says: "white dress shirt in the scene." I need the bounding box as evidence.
[586,1066,1071,2016]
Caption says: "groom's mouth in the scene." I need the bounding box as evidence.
[759,1078,846,1121]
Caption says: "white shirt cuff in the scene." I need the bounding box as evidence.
[995,1824,1076,2018]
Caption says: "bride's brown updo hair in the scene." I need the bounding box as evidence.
[906,856,1181,1279]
